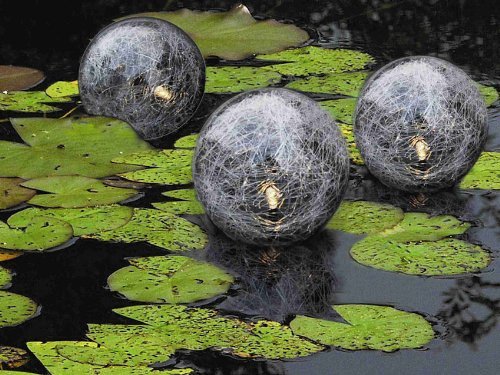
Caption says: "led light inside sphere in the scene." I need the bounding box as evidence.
[79,17,205,140]
[354,56,487,192]
[194,88,350,246]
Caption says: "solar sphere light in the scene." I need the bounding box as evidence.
[79,17,205,140]
[354,56,487,192]
[193,88,350,246]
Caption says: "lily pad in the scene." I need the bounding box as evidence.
[0,178,36,209]
[0,65,44,91]
[152,189,205,215]
[259,47,375,76]
[46,80,79,98]
[0,346,29,369]
[338,123,364,165]
[87,208,207,252]
[121,5,309,60]
[350,213,491,276]
[0,291,38,328]
[459,152,500,190]
[327,200,404,234]
[114,149,193,185]
[477,83,499,106]
[286,71,368,96]
[8,205,133,236]
[0,117,152,179]
[108,255,233,303]
[319,98,356,125]
[290,304,434,352]
[0,250,21,262]
[206,66,281,93]
[0,265,12,288]
[0,216,73,252]
[22,176,138,208]
[0,91,72,113]
[174,134,198,149]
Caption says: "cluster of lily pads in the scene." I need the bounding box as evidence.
[0,4,498,374]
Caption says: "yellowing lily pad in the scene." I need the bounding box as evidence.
[0,117,152,179]
[152,189,204,215]
[0,65,45,91]
[174,134,198,149]
[0,178,36,209]
[114,149,193,185]
[0,250,22,262]
[206,66,281,93]
[121,5,309,60]
[108,255,233,303]
[327,200,404,235]
[286,71,368,96]
[338,123,364,165]
[22,176,138,208]
[260,47,374,76]
[86,208,207,252]
[0,91,72,112]
[0,290,38,328]
[0,346,29,369]
[459,152,500,190]
[290,304,434,352]
[8,205,133,236]
[46,80,79,98]
[0,216,73,252]
[320,98,357,125]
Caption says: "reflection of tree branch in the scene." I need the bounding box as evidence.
[438,276,499,348]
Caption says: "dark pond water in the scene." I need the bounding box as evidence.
[0,0,499,374]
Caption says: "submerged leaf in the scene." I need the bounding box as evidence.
[174,134,198,149]
[86,208,207,252]
[22,176,138,208]
[46,80,79,98]
[152,189,205,215]
[286,71,368,96]
[114,149,193,185]
[0,178,36,209]
[0,65,44,91]
[350,213,491,276]
[0,346,29,369]
[0,117,152,179]
[0,91,71,113]
[8,205,133,236]
[327,200,404,234]
[319,98,356,125]
[206,66,281,93]
[291,304,434,352]
[459,152,500,190]
[0,216,72,251]
[0,291,38,328]
[259,47,374,76]
[0,265,12,288]
[121,5,309,60]
[108,255,233,303]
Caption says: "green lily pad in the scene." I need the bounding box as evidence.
[0,117,152,179]
[114,149,193,185]
[152,189,205,215]
[259,46,375,76]
[350,213,491,276]
[87,208,207,252]
[290,304,434,352]
[109,304,323,359]
[108,255,233,303]
[0,91,72,113]
[0,265,12,288]
[338,123,363,165]
[0,65,44,91]
[8,205,133,236]
[0,216,73,251]
[121,5,309,60]
[174,134,198,149]
[0,346,29,369]
[327,200,404,235]
[459,152,500,190]
[0,178,36,210]
[286,71,368,96]
[0,290,38,328]
[477,83,499,106]
[319,98,356,125]
[206,66,281,93]
[21,176,138,208]
[46,80,79,98]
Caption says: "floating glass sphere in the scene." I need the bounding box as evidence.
[193,88,350,246]
[79,17,205,140]
[354,56,487,192]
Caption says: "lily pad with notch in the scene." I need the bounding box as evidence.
[0,178,36,210]
[0,290,38,328]
[206,66,282,93]
[290,304,434,352]
[0,91,72,113]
